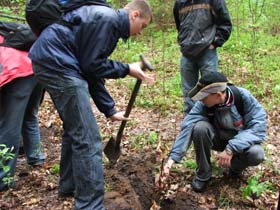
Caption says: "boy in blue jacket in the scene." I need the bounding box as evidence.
[29,0,153,209]
[156,71,266,193]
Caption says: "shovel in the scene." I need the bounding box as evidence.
[104,54,154,164]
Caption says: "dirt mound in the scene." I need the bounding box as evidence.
[103,152,203,210]
[104,152,157,210]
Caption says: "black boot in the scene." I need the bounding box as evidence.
[228,168,242,178]
[191,177,208,192]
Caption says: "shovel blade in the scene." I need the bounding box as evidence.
[104,137,121,164]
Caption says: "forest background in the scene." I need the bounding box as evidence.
[0,0,279,209]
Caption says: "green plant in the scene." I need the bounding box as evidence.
[146,131,158,145]
[0,144,15,187]
[181,157,197,170]
[50,163,60,174]
[211,160,223,176]
[162,72,182,97]
[131,134,144,149]
[240,172,274,199]
[130,131,158,148]
[2,175,14,187]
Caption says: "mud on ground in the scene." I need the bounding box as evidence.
[0,93,279,210]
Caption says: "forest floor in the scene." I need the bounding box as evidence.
[0,80,279,210]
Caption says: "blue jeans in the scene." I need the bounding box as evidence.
[192,121,265,181]
[0,76,45,190]
[180,48,218,114]
[32,63,105,210]
[22,83,45,165]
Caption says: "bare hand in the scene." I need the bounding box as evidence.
[209,44,215,49]
[128,62,155,84]
[109,111,130,122]
[217,150,232,167]
[155,159,174,188]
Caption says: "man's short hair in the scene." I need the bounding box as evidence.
[189,71,228,101]
[124,0,153,21]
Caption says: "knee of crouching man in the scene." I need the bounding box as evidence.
[247,145,265,166]
[192,121,212,140]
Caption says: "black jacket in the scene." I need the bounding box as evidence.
[173,0,232,60]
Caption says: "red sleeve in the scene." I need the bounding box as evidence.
[0,41,33,87]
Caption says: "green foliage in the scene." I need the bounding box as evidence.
[50,163,60,174]
[0,0,279,208]
[2,175,14,187]
[181,157,197,170]
[131,130,158,148]
[222,0,280,108]
[109,0,280,110]
[11,0,25,3]
[135,72,182,111]
[0,0,26,19]
[4,0,277,108]
[0,144,15,187]
[211,160,222,176]
[240,172,274,199]
[0,144,15,171]
[146,130,158,145]
[0,6,13,15]
[159,72,182,98]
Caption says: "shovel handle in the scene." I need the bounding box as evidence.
[115,54,153,145]
[115,79,142,145]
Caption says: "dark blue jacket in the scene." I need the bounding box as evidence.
[29,5,131,117]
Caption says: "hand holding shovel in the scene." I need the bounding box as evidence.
[103,54,154,164]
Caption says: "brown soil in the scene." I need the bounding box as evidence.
[0,90,279,210]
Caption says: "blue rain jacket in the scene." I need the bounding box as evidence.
[169,87,267,163]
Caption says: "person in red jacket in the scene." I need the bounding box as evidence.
[0,35,45,191]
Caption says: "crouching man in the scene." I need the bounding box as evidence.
[156,71,266,192]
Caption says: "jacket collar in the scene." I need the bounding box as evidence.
[216,87,233,108]
[116,9,130,42]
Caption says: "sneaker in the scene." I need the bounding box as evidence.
[191,177,209,192]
